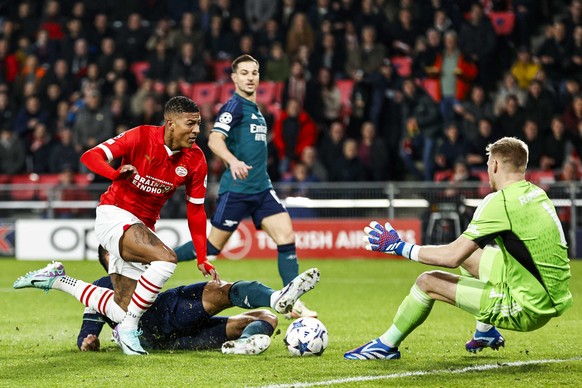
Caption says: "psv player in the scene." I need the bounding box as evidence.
[79,96,218,355]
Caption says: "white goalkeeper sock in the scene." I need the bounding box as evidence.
[118,261,176,330]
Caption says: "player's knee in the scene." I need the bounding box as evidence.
[254,309,278,330]
[415,271,438,292]
[157,249,178,264]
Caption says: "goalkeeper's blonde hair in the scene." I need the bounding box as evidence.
[486,137,529,173]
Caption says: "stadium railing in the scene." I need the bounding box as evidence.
[0,179,580,256]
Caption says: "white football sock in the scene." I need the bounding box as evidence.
[119,261,176,330]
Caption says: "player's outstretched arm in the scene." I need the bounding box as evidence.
[208,132,252,180]
[363,221,478,268]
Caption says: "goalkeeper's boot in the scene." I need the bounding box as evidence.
[284,300,318,319]
[13,261,65,291]
[270,268,320,314]
[344,338,401,360]
[465,327,505,353]
[112,325,148,356]
[221,334,271,355]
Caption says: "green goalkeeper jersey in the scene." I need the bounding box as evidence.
[463,180,572,316]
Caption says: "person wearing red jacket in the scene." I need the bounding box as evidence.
[272,98,317,176]
[79,95,218,355]
[425,30,478,123]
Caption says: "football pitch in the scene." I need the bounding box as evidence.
[1,258,580,387]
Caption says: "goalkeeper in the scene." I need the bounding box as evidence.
[345,137,572,360]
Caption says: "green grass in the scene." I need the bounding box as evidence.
[1,258,580,387]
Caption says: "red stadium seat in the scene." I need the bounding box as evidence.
[214,83,237,114]
[38,174,62,200]
[274,81,284,103]
[178,81,193,97]
[433,170,453,182]
[74,173,94,187]
[213,60,232,83]
[527,170,556,188]
[191,82,219,107]
[153,81,166,94]
[10,174,40,201]
[488,12,515,36]
[256,81,277,106]
[390,56,413,78]
[130,61,150,86]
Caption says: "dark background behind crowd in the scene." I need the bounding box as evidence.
[0,0,580,187]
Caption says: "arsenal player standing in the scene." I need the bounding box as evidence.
[80,96,218,355]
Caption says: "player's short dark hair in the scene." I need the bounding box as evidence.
[97,245,108,272]
[231,54,259,73]
[486,137,529,172]
[164,96,199,116]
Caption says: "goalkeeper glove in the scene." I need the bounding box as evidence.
[363,221,419,261]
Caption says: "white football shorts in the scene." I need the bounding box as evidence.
[95,205,152,280]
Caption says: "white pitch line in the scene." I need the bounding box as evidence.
[260,357,582,388]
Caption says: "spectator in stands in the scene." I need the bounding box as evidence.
[299,146,328,182]
[318,120,346,174]
[206,15,231,61]
[264,42,290,82]
[0,92,16,131]
[369,58,403,179]
[493,72,526,116]
[567,26,582,86]
[30,29,58,68]
[562,94,582,135]
[354,0,387,39]
[49,128,80,173]
[225,17,250,60]
[280,161,320,209]
[399,77,441,181]
[345,25,386,76]
[42,82,65,131]
[145,18,173,53]
[104,57,137,95]
[432,8,453,35]
[510,46,541,90]
[434,122,467,175]
[561,0,582,41]
[67,38,91,80]
[281,60,307,109]
[12,95,49,139]
[329,138,367,182]
[0,127,26,174]
[458,3,497,90]
[39,0,65,42]
[134,94,163,126]
[14,2,39,42]
[307,0,333,32]
[168,12,205,56]
[310,32,345,79]
[305,67,341,128]
[96,38,117,77]
[558,78,581,114]
[106,78,131,114]
[0,39,18,86]
[40,59,78,98]
[28,122,54,173]
[170,42,209,84]
[116,13,149,62]
[245,0,278,33]
[524,79,556,135]
[455,84,494,142]
[80,63,105,96]
[52,167,93,219]
[358,121,389,181]
[521,119,544,169]
[535,21,570,92]
[465,118,497,170]
[15,54,46,96]
[347,69,371,139]
[87,13,115,55]
[256,19,284,60]
[426,30,478,124]
[145,38,172,83]
[286,13,314,58]
[540,117,570,171]
[272,98,318,175]
[497,94,527,139]
[72,89,114,152]
[389,7,420,57]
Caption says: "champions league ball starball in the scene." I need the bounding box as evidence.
[284,317,329,356]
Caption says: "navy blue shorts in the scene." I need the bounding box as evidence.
[211,189,287,231]
[140,282,229,350]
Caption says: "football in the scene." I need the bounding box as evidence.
[284,317,329,356]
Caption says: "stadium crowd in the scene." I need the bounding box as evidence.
[0,0,580,185]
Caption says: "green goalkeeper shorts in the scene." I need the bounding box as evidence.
[455,246,553,332]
